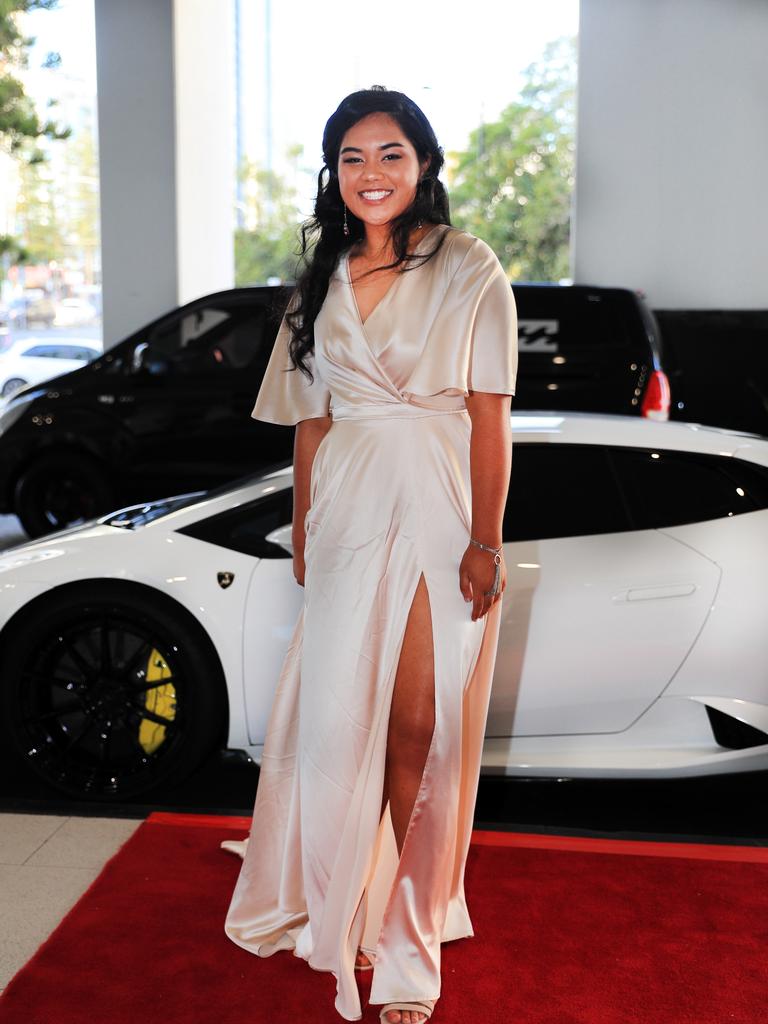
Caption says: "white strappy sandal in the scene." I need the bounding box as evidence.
[379,998,435,1022]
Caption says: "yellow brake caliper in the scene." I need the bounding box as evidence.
[138,648,177,754]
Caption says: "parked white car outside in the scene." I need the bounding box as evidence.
[53,298,100,327]
[0,338,102,398]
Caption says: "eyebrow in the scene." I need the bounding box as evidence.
[340,142,405,155]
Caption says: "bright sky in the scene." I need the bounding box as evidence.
[23,0,579,195]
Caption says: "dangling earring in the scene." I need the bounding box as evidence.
[415,180,423,229]
[343,203,349,237]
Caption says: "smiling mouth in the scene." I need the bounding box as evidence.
[359,190,393,202]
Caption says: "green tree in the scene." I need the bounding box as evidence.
[235,156,306,285]
[65,124,100,282]
[447,36,576,282]
[0,0,71,262]
[14,148,64,261]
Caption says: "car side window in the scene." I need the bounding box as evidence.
[144,304,270,374]
[176,486,293,557]
[608,447,768,529]
[502,444,631,542]
[61,346,97,361]
[22,345,55,358]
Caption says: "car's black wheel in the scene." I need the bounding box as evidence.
[0,583,227,800]
[14,451,115,538]
[1,377,27,397]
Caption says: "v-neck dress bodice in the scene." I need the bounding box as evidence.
[223,223,518,1021]
[248,223,517,424]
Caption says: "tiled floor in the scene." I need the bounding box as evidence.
[0,813,142,994]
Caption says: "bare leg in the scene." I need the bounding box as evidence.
[365,572,435,1024]
[386,572,435,857]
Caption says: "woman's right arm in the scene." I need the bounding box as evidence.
[292,414,332,585]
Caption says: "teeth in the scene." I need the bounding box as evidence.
[361,190,392,200]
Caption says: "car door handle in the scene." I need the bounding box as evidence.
[612,583,697,602]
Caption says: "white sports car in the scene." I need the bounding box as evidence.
[0,411,766,800]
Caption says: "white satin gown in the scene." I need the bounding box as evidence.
[222,223,518,1020]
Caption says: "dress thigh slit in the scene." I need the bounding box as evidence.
[365,565,454,1006]
[383,568,436,827]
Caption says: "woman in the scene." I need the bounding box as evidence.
[222,87,517,1024]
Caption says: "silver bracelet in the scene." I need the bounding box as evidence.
[469,536,502,597]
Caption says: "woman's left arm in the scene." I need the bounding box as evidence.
[460,391,513,621]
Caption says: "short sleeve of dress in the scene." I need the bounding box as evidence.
[251,308,332,425]
[465,241,518,395]
[401,232,518,400]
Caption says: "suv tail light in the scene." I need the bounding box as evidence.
[641,369,670,421]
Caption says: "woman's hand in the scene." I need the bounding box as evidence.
[292,414,332,589]
[462,391,512,622]
[293,544,306,587]
[459,543,506,621]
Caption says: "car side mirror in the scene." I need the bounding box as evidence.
[132,341,171,376]
[264,524,294,556]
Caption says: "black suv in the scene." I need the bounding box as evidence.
[514,283,672,420]
[0,283,671,537]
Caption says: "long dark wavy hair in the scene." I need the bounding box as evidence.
[283,86,452,384]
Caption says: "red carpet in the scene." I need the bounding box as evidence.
[1,811,766,1023]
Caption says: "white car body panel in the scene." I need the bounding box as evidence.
[1,414,767,781]
[663,511,768,705]
[492,530,720,736]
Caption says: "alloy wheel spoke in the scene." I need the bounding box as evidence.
[100,618,112,673]
[27,671,86,692]
[64,640,99,681]
[24,701,84,725]
[132,676,175,694]
[128,704,176,728]
[97,722,114,766]
[63,715,98,753]
[119,638,154,679]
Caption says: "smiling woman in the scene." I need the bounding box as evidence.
[339,112,435,324]
[223,87,518,1024]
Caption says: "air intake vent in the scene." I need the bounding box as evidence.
[705,705,768,749]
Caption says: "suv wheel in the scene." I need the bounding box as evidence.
[14,451,115,538]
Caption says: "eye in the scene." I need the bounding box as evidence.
[342,157,362,164]
[383,153,402,161]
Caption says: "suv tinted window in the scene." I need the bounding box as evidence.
[608,448,768,529]
[513,288,636,355]
[144,304,270,373]
[503,444,631,541]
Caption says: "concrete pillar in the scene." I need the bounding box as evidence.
[574,0,768,309]
[94,0,235,347]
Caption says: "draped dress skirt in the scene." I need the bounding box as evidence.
[223,223,518,1020]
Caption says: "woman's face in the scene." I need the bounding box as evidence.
[337,112,430,231]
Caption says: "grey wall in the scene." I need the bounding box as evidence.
[95,0,178,345]
[95,0,235,347]
[573,0,768,309]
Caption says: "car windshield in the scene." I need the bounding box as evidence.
[100,459,292,529]
[101,493,207,529]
